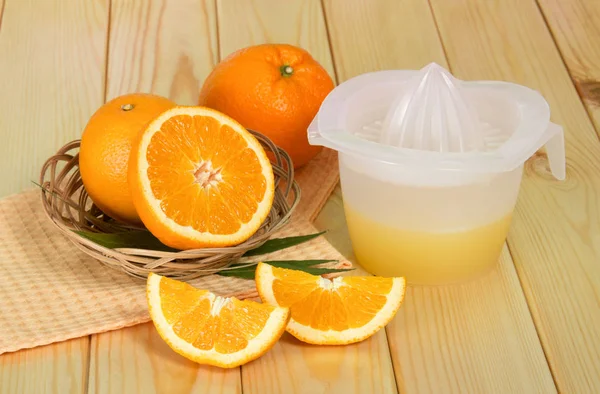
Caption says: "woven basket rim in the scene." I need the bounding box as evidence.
[39,129,300,281]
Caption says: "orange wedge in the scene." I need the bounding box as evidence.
[255,262,406,345]
[129,106,275,250]
[147,273,290,368]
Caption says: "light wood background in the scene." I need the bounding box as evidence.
[1,0,599,393]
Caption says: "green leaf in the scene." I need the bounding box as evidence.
[74,230,327,255]
[301,267,354,276]
[74,230,179,252]
[32,180,67,203]
[217,269,256,280]
[217,259,354,280]
[72,229,328,257]
[242,231,326,257]
[264,259,337,269]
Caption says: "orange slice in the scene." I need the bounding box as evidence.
[147,273,290,368]
[129,106,275,250]
[255,262,406,345]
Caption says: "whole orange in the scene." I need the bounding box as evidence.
[79,93,175,224]
[198,44,335,169]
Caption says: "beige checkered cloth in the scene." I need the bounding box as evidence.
[0,149,343,354]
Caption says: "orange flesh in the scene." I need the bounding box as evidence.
[146,115,267,234]
[270,267,393,330]
[159,277,274,354]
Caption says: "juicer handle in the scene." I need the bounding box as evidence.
[544,122,566,180]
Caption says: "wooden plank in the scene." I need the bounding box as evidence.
[0,0,107,390]
[321,0,557,393]
[323,0,444,78]
[89,1,237,393]
[216,0,335,77]
[105,0,218,105]
[536,0,600,136]
[216,1,397,393]
[429,0,600,392]
[241,330,396,394]
[0,0,108,198]
[0,0,5,29]
[88,323,241,394]
[0,338,90,394]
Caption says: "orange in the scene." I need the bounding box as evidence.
[128,106,275,250]
[256,262,406,345]
[147,273,290,368]
[198,44,335,169]
[79,93,175,224]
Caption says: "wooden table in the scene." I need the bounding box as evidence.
[1,0,599,393]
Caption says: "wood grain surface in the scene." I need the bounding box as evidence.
[216,0,335,77]
[0,0,108,198]
[89,323,241,394]
[323,0,444,78]
[537,0,600,134]
[0,338,89,394]
[430,0,600,392]
[105,0,218,105]
[0,0,4,29]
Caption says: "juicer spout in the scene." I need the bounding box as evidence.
[307,116,325,146]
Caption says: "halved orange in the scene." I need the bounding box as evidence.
[147,273,290,368]
[129,106,275,250]
[256,262,406,345]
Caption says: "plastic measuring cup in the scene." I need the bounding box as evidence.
[307,63,565,285]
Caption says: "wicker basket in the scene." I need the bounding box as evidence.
[39,130,300,281]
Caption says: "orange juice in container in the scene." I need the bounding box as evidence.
[308,63,565,285]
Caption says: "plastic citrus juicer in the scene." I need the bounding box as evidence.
[307,63,566,285]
